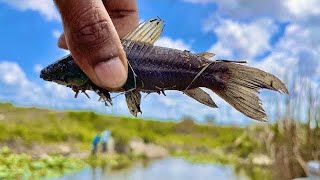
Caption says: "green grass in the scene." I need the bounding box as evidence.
[0,102,244,151]
[0,102,249,179]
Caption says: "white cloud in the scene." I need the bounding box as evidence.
[184,0,320,22]
[0,0,60,21]
[0,61,44,104]
[43,82,73,100]
[34,64,43,74]
[207,18,277,60]
[52,29,61,39]
[283,0,320,19]
[155,37,191,51]
[0,61,28,86]
[208,43,232,58]
[255,23,320,80]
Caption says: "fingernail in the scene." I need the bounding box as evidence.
[94,57,127,89]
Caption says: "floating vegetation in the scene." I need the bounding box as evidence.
[0,147,85,179]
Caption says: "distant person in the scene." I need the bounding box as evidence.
[101,130,111,153]
[92,134,101,155]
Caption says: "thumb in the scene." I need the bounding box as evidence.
[57,33,68,50]
[54,0,128,90]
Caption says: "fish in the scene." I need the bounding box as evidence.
[40,18,288,121]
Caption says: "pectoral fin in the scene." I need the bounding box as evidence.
[91,85,112,106]
[122,18,164,44]
[184,88,218,108]
[125,90,142,117]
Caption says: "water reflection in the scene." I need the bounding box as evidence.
[53,158,249,180]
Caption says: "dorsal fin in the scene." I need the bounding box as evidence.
[196,52,215,59]
[184,88,218,108]
[122,18,164,44]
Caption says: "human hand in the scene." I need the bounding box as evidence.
[53,0,138,90]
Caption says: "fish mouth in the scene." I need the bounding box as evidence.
[40,68,52,81]
[40,71,68,86]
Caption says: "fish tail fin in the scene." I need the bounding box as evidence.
[210,61,288,121]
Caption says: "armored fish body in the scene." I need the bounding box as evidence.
[40,19,288,121]
[123,40,228,91]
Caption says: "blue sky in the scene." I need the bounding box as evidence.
[0,0,319,125]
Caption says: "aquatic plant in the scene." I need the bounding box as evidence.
[0,147,85,179]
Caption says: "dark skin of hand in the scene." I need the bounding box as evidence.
[53,0,139,90]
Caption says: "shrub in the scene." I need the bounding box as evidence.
[175,117,195,134]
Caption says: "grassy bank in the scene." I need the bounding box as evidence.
[0,103,243,149]
[0,102,247,179]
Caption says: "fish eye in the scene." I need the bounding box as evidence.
[61,64,67,71]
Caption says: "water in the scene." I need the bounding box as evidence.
[53,158,249,180]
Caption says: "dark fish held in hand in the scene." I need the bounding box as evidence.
[40,18,288,121]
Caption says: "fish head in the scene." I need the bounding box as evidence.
[40,55,89,87]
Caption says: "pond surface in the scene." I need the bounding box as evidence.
[53,158,250,180]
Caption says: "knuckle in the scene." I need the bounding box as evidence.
[69,6,113,50]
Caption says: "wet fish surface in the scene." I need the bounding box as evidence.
[40,18,288,121]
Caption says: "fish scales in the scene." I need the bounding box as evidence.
[123,41,228,91]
